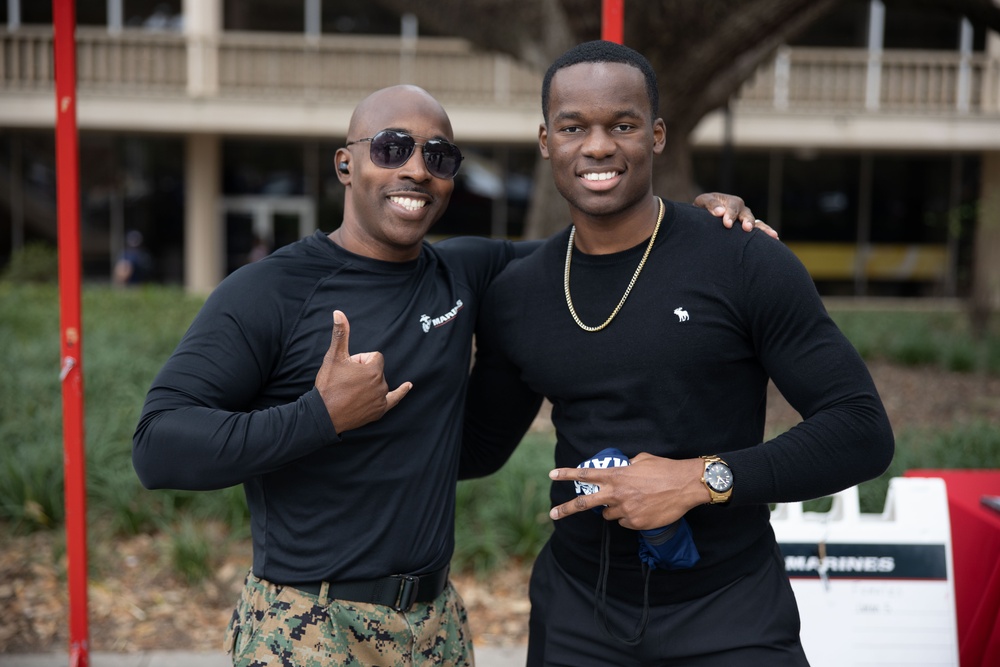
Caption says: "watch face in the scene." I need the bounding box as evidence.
[705,462,733,492]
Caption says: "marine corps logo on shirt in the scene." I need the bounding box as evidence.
[419,300,464,333]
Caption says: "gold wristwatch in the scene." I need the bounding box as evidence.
[701,455,733,504]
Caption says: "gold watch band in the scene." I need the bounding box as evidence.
[701,455,733,504]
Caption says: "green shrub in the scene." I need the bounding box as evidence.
[888,328,942,366]
[987,337,1000,375]
[0,284,211,534]
[943,339,978,373]
[829,306,1000,374]
[453,433,555,575]
[2,242,59,283]
[168,518,216,584]
[0,444,65,531]
[87,448,163,536]
[0,284,65,531]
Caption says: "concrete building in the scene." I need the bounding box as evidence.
[1,0,998,298]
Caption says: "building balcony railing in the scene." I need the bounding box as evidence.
[736,46,998,115]
[1,27,998,116]
[0,27,541,107]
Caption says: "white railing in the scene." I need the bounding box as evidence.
[2,28,998,115]
[76,28,187,95]
[0,27,539,106]
[213,32,539,105]
[1,26,187,94]
[1,26,55,91]
[736,46,997,114]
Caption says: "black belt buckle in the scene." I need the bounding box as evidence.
[392,574,419,611]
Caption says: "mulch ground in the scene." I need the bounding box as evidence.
[2,361,998,653]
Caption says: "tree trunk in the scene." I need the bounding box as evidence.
[523,154,567,240]
[654,132,698,203]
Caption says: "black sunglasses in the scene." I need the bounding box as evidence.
[346,130,464,180]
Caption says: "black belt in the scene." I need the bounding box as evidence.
[285,565,450,612]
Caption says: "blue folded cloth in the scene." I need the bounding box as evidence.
[576,447,700,571]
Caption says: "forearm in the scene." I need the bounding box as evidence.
[723,390,893,505]
[132,387,337,491]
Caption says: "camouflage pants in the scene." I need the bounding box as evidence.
[225,572,475,667]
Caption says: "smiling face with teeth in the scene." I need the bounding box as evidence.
[333,85,457,262]
[540,61,666,237]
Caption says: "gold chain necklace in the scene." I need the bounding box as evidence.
[564,197,665,332]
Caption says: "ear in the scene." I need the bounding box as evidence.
[335,147,351,183]
[538,123,551,160]
[652,118,666,156]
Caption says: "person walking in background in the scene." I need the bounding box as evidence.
[113,230,153,285]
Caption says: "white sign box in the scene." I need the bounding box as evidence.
[771,477,958,667]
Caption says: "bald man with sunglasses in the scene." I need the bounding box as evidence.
[132,84,765,666]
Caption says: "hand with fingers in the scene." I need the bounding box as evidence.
[694,191,779,239]
[314,310,412,434]
[548,453,707,531]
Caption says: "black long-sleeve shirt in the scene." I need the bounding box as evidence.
[463,200,894,604]
[133,230,535,585]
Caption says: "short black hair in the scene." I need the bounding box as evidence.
[541,40,659,123]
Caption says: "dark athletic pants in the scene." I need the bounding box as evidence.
[526,541,811,667]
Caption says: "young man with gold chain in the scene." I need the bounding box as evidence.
[462,41,894,666]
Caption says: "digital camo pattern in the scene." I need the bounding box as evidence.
[225,572,474,667]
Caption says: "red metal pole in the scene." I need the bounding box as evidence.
[602,0,624,44]
[53,1,90,665]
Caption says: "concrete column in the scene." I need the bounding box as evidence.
[766,150,783,233]
[183,0,221,97]
[185,134,222,294]
[983,22,1000,114]
[864,0,885,112]
[107,0,122,34]
[971,7,1000,327]
[305,0,321,38]
[971,151,1000,329]
[855,153,874,296]
[957,18,973,113]
[7,0,20,30]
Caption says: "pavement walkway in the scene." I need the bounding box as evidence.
[0,645,527,667]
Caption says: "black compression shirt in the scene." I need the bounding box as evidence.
[463,200,894,603]
[133,230,531,584]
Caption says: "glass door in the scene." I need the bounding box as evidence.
[220,196,315,275]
